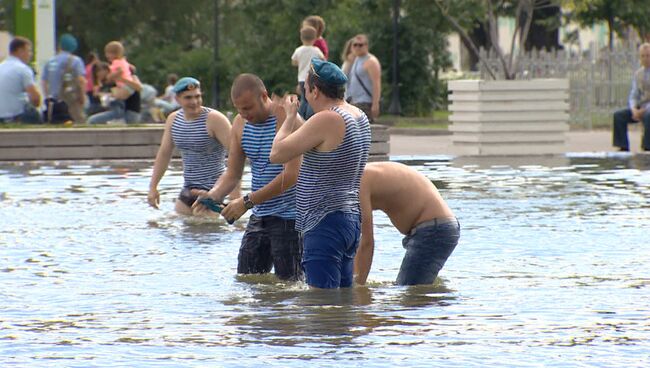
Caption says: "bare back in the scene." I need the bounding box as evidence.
[363,162,454,234]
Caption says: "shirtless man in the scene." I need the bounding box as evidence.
[354,162,460,286]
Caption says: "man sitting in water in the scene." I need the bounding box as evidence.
[354,162,460,286]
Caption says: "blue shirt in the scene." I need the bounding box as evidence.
[0,56,36,118]
[41,52,85,99]
[241,115,296,219]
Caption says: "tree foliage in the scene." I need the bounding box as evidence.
[0,0,454,115]
[565,0,650,49]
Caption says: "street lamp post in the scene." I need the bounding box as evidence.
[211,0,220,108]
[388,0,401,115]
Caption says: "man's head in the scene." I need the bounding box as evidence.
[9,36,32,64]
[104,41,125,61]
[231,73,270,123]
[300,25,318,46]
[173,77,202,114]
[352,34,369,57]
[639,43,650,68]
[59,34,78,53]
[306,58,347,103]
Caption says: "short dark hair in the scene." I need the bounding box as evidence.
[231,73,267,100]
[307,70,345,100]
[9,36,31,54]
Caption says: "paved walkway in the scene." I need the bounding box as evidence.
[389,128,644,156]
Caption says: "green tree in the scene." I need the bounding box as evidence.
[567,0,650,50]
[52,0,452,116]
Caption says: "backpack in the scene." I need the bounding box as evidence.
[59,55,82,104]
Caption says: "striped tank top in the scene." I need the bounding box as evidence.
[241,115,296,219]
[295,106,371,233]
[170,107,226,190]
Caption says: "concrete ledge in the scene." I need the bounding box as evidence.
[388,127,451,136]
[0,124,390,161]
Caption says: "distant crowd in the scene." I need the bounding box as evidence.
[0,15,382,127]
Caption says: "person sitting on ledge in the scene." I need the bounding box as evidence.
[613,42,650,152]
[0,36,42,124]
[354,162,460,286]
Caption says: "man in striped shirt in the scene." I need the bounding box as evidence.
[148,77,236,215]
[194,74,303,281]
[270,59,370,289]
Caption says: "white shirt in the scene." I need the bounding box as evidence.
[291,45,324,82]
[0,56,36,118]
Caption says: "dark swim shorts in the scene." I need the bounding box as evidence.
[178,187,202,208]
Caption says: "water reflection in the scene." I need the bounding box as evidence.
[1,157,649,366]
[224,276,457,349]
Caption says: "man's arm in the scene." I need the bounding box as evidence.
[203,115,246,202]
[25,84,41,107]
[629,75,639,111]
[270,95,333,164]
[206,110,232,149]
[148,112,176,209]
[365,56,382,119]
[354,179,375,285]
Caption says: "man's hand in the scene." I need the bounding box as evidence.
[191,188,222,216]
[220,197,247,223]
[632,107,644,121]
[371,102,379,120]
[281,94,300,118]
[147,188,160,209]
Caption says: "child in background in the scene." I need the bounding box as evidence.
[303,15,328,60]
[291,25,324,120]
[104,41,134,100]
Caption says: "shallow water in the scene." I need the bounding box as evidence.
[1,154,649,367]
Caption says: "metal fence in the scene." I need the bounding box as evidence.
[478,47,639,128]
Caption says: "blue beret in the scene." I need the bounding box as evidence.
[59,34,78,53]
[173,77,201,94]
[310,58,348,85]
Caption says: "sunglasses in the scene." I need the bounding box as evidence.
[352,43,366,47]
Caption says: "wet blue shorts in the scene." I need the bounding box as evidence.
[397,217,460,285]
[302,211,361,289]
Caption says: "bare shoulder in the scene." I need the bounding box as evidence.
[366,53,381,67]
[165,110,178,127]
[206,109,230,125]
[309,109,345,127]
[230,114,246,135]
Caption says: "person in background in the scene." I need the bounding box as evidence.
[612,42,650,152]
[303,15,328,60]
[161,73,178,104]
[41,33,85,124]
[340,37,356,76]
[148,77,238,215]
[291,25,324,120]
[87,60,142,124]
[84,52,102,115]
[347,34,381,124]
[354,162,460,286]
[0,36,42,123]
